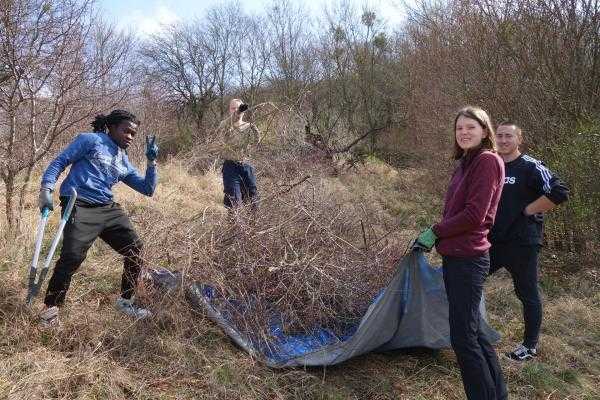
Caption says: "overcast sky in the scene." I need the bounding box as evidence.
[99,0,412,37]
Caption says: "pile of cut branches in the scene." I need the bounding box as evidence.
[180,182,403,342]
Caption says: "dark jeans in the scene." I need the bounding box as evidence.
[490,243,542,349]
[44,199,143,307]
[443,253,508,400]
[222,160,258,209]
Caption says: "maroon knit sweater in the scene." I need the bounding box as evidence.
[432,149,505,257]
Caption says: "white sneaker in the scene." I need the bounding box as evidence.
[39,306,60,327]
[506,344,537,361]
[115,297,152,319]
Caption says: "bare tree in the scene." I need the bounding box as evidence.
[204,1,244,119]
[140,23,218,134]
[141,2,251,133]
[301,2,396,154]
[0,0,135,236]
[266,0,314,100]
[234,14,272,105]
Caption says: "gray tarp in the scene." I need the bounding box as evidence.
[185,250,500,367]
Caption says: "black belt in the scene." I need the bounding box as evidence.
[59,196,112,208]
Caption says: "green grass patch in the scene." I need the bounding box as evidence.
[0,261,9,273]
[314,388,351,400]
[521,362,566,393]
[539,274,565,298]
[84,274,118,295]
[558,368,580,384]
[214,365,234,386]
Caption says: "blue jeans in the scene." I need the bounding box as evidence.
[222,160,258,209]
[443,253,508,400]
[490,243,542,348]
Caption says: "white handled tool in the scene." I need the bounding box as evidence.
[26,188,77,304]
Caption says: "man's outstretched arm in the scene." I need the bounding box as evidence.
[122,162,158,196]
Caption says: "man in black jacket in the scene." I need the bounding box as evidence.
[489,122,569,361]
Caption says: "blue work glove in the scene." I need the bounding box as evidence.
[145,135,159,162]
[38,188,53,212]
[415,227,437,251]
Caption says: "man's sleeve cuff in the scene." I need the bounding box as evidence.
[547,192,566,205]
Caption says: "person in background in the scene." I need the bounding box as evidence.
[416,106,508,400]
[38,109,159,326]
[218,98,261,212]
[489,121,569,361]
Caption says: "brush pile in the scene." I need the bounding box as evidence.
[136,110,410,344]
[154,181,402,345]
[136,174,406,343]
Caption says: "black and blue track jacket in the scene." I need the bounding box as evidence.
[489,154,569,245]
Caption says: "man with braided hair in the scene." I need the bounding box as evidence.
[38,109,159,325]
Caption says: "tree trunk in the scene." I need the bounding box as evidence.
[3,174,17,238]
[195,107,204,137]
[17,165,35,228]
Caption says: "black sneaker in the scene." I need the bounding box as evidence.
[506,344,537,361]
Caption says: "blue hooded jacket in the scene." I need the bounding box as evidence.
[41,132,157,204]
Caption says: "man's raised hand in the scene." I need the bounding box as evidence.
[145,134,159,162]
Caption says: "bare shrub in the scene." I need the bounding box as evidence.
[0,0,136,236]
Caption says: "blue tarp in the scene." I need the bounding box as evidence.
[186,251,500,367]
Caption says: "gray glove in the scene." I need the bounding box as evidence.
[38,188,53,212]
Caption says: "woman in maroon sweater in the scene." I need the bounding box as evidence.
[417,106,507,400]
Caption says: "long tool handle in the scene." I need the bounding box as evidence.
[26,188,77,304]
[26,208,51,303]
[38,188,77,277]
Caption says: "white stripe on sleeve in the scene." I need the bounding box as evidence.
[522,154,552,193]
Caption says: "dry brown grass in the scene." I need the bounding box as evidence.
[0,154,599,399]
